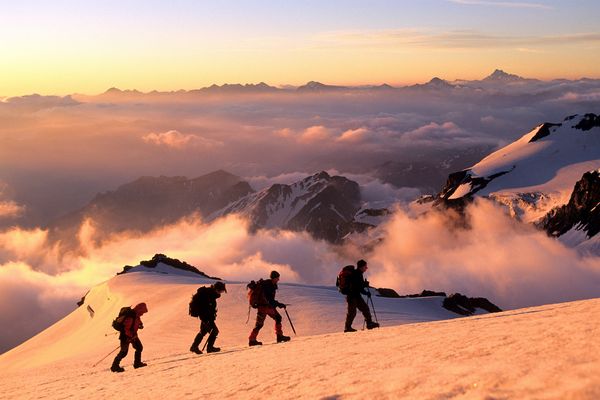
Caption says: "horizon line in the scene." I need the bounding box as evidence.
[3,70,600,98]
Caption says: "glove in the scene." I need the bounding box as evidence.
[277,302,286,309]
[364,280,370,286]
[366,291,372,298]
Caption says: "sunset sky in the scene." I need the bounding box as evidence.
[1,0,600,96]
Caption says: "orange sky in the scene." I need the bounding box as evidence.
[1,1,599,96]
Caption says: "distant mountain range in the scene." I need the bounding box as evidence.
[71,69,598,98]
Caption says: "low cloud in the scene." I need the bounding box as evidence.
[336,127,371,143]
[0,262,81,354]
[298,125,334,144]
[0,215,345,353]
[0,94,80,112]
[554,90,600,102]
[0,201,24,219]
[403,121,465,141]
[245,172,316,190]
[142,130,223,149]
[0,183,25,220]
[368,199,600,309]
[400,121,496,148]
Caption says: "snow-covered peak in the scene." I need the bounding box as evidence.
[436,112,600,253]
[118,253,221,279]
[442,113,600,201]
[296,81,347,92]
[209,171,361,242]
[483,69,525,82]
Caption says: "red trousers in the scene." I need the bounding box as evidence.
[249,306,283,340]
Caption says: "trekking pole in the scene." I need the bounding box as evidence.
[367,287,379,324]
[201,328,214,352]
[284,308,297,335]
[92,345,121,368]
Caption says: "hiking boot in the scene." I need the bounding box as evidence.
[206,346,220,353]
[276,334,291,343]
[189,345,202,354]
[133,362,147,369]
[111,365,125,373]
[344,327,357,332]
[366,321,380,330]
[249,339,262,346]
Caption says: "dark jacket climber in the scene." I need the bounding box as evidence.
[111,302,148,372]
[344,260,379,332]
[248,270,290,346]
[190,281,227,354]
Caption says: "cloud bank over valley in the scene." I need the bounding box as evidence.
[2,74,599,226]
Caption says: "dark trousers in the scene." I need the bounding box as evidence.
[192,319,219,349]
[249,306,282,340]
[112,336,143,367]
[345,295,372,329]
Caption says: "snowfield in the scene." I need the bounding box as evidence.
[0,266,598,399]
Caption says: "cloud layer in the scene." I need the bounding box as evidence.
[2,79,599,226]
[369,200,600,309]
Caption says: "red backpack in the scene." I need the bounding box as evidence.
[247,279,268,308]
[112,306,136,331]
[336,265,355,295]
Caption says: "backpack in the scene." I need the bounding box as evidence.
[112,306,135,331]
[247,279,267,308]
[189,287,208,317]
[336,265,355,295]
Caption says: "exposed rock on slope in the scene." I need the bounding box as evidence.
[542,170,600,238]
[117,253,221,279]
[211,171,362,243]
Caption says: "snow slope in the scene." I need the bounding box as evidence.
[443,114,600,224]
[0,264,461,372]
[1,265,598,399]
